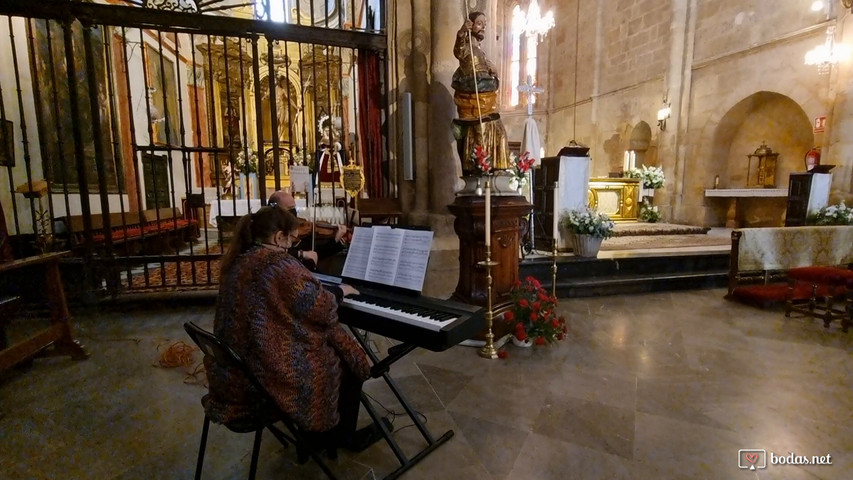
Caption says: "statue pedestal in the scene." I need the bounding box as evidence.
[448,194,532,340]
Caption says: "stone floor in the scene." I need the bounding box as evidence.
[1,285,851,480]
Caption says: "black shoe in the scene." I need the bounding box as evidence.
[344,417,393,453]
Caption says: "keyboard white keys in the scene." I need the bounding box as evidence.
[342,297,459,332]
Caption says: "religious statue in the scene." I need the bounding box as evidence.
[451,11,510,175]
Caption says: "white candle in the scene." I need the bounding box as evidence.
[552,182,559,240]
[485,179,491,247]
[623,151,629,172]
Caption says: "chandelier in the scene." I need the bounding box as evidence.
[518,0,555,42]
[804,26,852,74]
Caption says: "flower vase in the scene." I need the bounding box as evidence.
[642,187,655,198]
[512,336,532,348]
[572,234,603,258]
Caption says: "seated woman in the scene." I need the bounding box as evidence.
[203,206,385,453]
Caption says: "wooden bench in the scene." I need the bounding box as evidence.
[59,208,199,255]
[727,226,853,310]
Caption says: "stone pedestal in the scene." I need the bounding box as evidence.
[448,194,532,339]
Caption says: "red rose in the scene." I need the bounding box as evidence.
[497,350,508,359]
[529,312,537,321]
[535,336,546,346]
[515,331,527,341]
[532,301,541,311]
[551,319,559,328]
[557,333,564,340]
[504,311,514,321]
[519,298,529,308]
[515,322,525,331]
[513,280,522,287]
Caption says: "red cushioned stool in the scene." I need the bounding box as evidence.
[785,266,853,332]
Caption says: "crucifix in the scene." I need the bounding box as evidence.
[517,75,544,116]
[516,75,544,256]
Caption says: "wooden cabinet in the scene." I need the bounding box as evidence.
[785,173,831,226]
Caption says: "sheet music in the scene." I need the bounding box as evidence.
[365,226,404,285]
[393,230,433,291]
[342,225,433,291]
[341,226,374,280]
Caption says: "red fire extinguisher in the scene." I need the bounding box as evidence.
[804,147,821,171]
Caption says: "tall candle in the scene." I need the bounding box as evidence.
[623,151,629,172]
[552,182,559,240]
[485,179,491,247]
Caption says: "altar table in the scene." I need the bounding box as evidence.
[705,188,788,228]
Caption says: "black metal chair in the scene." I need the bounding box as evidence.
[183,322,338,480]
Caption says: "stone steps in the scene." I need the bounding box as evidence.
[519,250,730,298]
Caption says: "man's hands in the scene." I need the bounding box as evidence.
[301,250,318,265]
[334,224,347,243]
[458,19,473,37]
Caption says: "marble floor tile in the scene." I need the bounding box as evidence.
[1,288,851,479]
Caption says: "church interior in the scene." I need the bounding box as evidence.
[0,0,852,479]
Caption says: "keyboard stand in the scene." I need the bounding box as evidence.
[348,327,455,480]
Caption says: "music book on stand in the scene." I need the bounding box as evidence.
[341,225,433,292]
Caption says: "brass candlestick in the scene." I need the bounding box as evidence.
[478,248,499,359]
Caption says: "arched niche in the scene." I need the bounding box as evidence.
[627,121,653,168]
[709,91,813,226]
[711,91,812,189]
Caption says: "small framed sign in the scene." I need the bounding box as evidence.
[814,116,826,133]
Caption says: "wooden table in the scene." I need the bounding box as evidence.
[705,188,788,228]
[0,252,88,371]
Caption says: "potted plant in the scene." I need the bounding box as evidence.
[503,276,567,347]
[639,200,661,223]
[560,206,615,257]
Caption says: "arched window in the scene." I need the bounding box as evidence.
[508,3,539,107]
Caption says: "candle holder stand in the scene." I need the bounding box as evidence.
[477,248,500,359]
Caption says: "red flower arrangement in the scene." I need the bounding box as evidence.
[472,144,491,174]
[504,276,567,345]
[512,151,535,178]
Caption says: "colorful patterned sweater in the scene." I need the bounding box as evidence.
[204,246,371,432]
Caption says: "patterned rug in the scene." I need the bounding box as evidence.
[612,222,711,237]
[600,233,730,251]
[126,245,222,291]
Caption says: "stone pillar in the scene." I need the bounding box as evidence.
[428,1,464,221]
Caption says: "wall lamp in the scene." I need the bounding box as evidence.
[657,99,671,131]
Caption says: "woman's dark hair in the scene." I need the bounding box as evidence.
[469,11,485,23]
[220,206,298,274]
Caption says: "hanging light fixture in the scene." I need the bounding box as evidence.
[805,25,852,74]
[518,0,555,43]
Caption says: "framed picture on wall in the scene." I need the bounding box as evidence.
[0,120,14,167]
[145,45,180,146]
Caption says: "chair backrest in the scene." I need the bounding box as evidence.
[183,322,267,395]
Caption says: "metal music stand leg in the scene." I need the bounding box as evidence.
[346,327,454,480]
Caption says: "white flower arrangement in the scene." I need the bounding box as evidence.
[639,201,661,223]
[560,206,616,239]
[626,165,665,189]
[808,201,853,225]
[235,150,259,174]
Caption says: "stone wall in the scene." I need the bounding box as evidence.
[534,0,853,226]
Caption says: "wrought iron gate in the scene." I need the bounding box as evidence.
[0,0,389,296]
